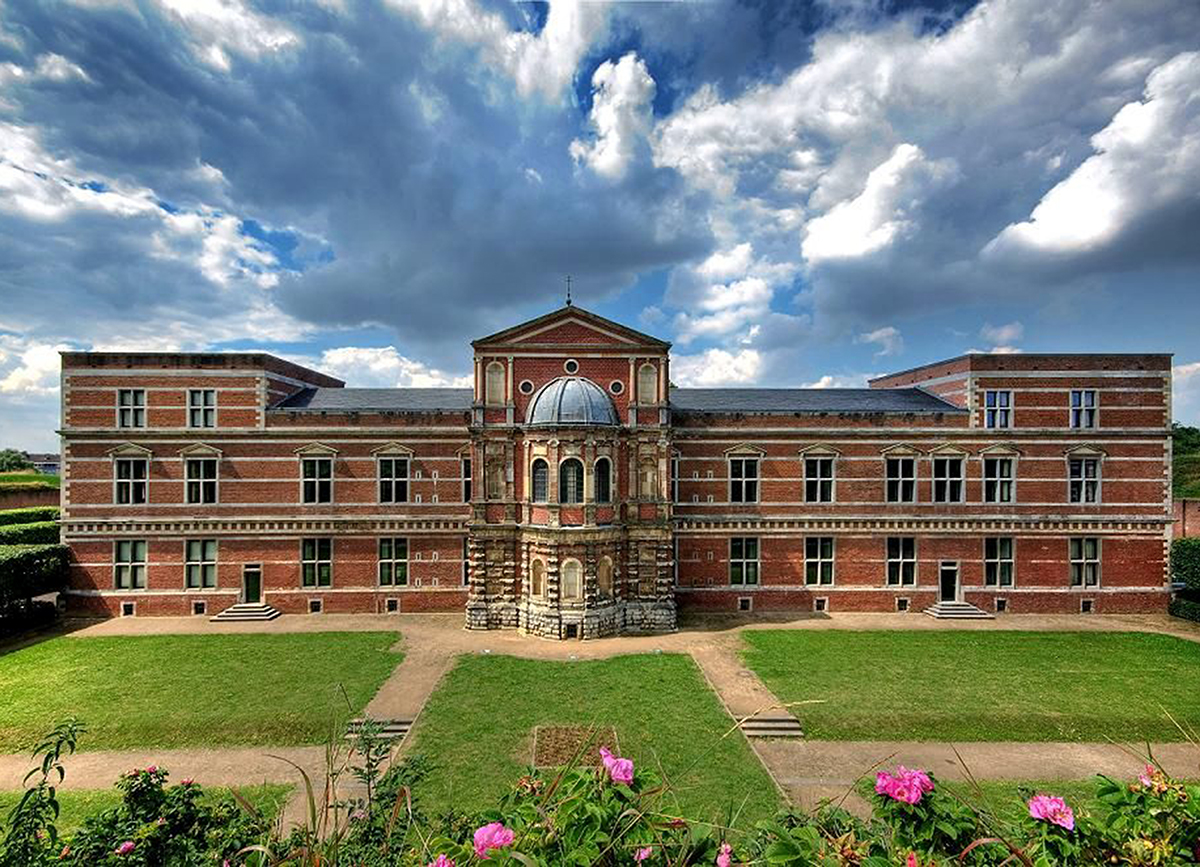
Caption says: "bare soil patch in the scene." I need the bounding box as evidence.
[532,725,619,768]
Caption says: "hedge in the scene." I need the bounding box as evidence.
[0,520,59,545]
[0,544,69,608]
[1169,589,1200,623]
[1170,537,1200,591]
[0,506,59,526]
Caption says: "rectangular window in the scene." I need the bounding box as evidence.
[984,390,1011,428]
[185,458,217,504]
[729,537,759,585]
[804,458,834,503]
[302,458,332,504]
[378,537,409,586]
[932,457,964,503]
[461,458,471,502]
[983,457,1015,503]
[1069,458,1100,503]
[114,540,147,589]
[885,457,916,503]
[729,457,759,503]
[188,389,216,428]
[1069,537,1100,587]
[1070,390,1097,428]
[886,537,916,586]
[804,537,834,585]
[301,538,332,587]
[984,537,1014,587]
[185,539,217,589]
[117,389,145,428]
[114,458,148,504]
[379,457,409,503]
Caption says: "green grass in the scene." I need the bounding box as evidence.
[0,632,401,751]
[0,472,60,489]
[852,776,1108,822]
[0,783,291,834]
[741,630,1200,742]
[407,653,781,828]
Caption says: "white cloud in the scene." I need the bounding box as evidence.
[980,321,1024,345]
[316,346,471,388]
[156,0,299,71]
[570,52,655,180]
[671,348,762,386]
[984,51,1200,260]
[0,339,71,395]
[856,325,904,357]
[802,373,873,388]
[1174,361,1200,423]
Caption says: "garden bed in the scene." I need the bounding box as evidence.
[531,724,618,767]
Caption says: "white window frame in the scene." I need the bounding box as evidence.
[301,538,332,587]
[984,390,1012,429]
[114,457,148,505]
[885,457,916,503]
[378,455,409,504]
[1070,389,1098,429]
[984,537,1015,587]
[932,456,964,503]
[114,539,147,589]
[301,457,333,504]
[378,537,409,586]
[983,456,1015,503]
[804,536,834,586]
[1069,537,1101,587]
[886,536,916,586]
[185,457,218,505]
[1068,456,1101,504]
[185,539,217,589]
[729,537,759,586]
[729,456,760,504]
[804,457,835,503]
[117,389,146,428]
[188,389,216,428]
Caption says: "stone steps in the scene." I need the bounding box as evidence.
[344,718,413,741]
[923,601,994,620]
[740,715,805,738]
[210,603,281,622]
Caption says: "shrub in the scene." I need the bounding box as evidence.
[1171,538,1200,591]
[0,507,59,527]
[1168,590,1200,623]
[0,599,57,635]
[0,544,69,609]
[0,521,59,545]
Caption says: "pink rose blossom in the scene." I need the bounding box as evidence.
[473,822,514,859]
[716,841,732,867]
[635,847,652,862]
[600,746,635,784]
[1028,794,1075,831]
[875,766,934,805]
[427,856,455,867]
[146,765,157,774]
[115,840,136,855]
[181,778,194,786]
[1138,764,1156,788]
[907,854,919,867]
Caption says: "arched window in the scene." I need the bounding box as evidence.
[531,559,546,597]
[485,361,505,406]
[561,558,582,599]
[639,460,658,498]
[597,556,614,598]
[559,458,584,504]
[594,457,612,504]
[638,363,658,404]
[531,459,549,503]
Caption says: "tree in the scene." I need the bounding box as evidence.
[0,450,32,472]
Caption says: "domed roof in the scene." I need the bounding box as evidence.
[527,377,619,426]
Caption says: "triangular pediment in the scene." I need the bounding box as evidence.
[978,442,1024,456]
[178,443,223,458]
[294,442,338,456]
[472,305,670,350]
[928,442,971,456]
[371,442,414,456]
[724,442,766,456]
[798,444,842,457]
[1064,443,1107,458]
[879,443,924,457]
[105,442,152,458]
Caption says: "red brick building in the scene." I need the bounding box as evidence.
[58,306,1175,635]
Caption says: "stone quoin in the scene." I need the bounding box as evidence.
[56,305,1175,635]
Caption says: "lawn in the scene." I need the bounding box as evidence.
[741,630,1200,742]
[406,653,781,829]
[0,632,401,751]
[853,776,1120,823]
[0,472,60,489]
[0,783,291,834]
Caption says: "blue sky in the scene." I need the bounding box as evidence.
[1,0,1199,450]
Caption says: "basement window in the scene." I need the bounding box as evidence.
[814,597,828,613]
[737,596,752,612]
[565,623,579,639]
[1080,598,1094,614]
[995,598,1008,613]
[896,597,909,613]
[309,599,323,614]
[192,601,206,616]
[121,601,135,617]
[386,598,399,613]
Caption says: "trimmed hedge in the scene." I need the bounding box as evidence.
[0,544,69,608]
[0,599,57,635]
[0,520,59,545]
[1170,537,1200,591]
[0,506,59,526]
[1169,589,1200,623]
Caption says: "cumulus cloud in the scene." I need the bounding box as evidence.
[802,373,873,388]
[0,338,70,395]
[671,348,762,386]
[980,321,1024,345]
[570,53,656,180]
[315,346,471,388]
[1174,361,1200,426]
[856,326,904,358]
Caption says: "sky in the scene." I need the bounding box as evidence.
[1,0,1199,451]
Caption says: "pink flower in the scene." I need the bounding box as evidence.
[907,854,919,867]
[716,841,732,867]
[635,847,652,862]
[1028,794,1075,831]
[181,778,194,786]
[427,856,455,867]
[600,746,634,785]
[146,765,157,774]
[115,840,136,855]
[875,767,933,805]
[473,822,514,859]
[1138,764,1155,788]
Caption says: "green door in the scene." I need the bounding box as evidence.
[244,566,262,604]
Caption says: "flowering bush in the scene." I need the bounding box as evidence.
[868,767,981,859]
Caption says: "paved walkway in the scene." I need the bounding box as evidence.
[4,611,1198,825]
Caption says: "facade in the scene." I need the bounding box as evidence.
[57,306,1175,635]
[23,452,61,475]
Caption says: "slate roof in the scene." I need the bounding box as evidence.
[275,388,473,412]
[668,387,963,414]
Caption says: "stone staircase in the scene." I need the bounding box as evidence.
[210,602,281,622]
[739,714,805,738]
[345,717,413,742]
[923,600,994,620]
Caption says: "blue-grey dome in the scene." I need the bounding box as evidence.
[527,377,619,426]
